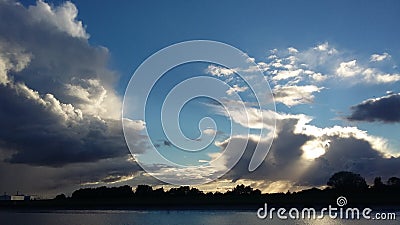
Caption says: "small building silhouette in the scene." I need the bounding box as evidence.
[0,192,32,201]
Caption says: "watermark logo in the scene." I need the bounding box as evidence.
[257,196,397,220]
[336,196,347,207]
[122,40,276,185]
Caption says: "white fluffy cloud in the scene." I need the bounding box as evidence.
[272,68,303,81]
[313,42,338,55]
[266,43,400,86]
[28,0,89,39]
[206,64,236,77]
[226,84,248,95]
[370,52,391,62]
[288,47,299,54]
[336,60,362,77]
[335,60,400,84]
[273,85,323,107]
[362,68,400,84]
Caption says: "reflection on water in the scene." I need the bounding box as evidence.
[0,210,397,225]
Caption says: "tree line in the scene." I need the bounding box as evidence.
[48,171,400,208]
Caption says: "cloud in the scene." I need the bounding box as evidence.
[203,128,217,136]
[263,42,399,86]
[288,47,298,54]
[1,0,121,119]
[361,68,400,84]
[0,154,141,197]
[0,84,135,166]
[370,52,391,62]
[226,84,248,95]
[347,93,400,123]
[27,0,89,39]
[272,69,303,81]
[207,98,399,188]
[206,64,235,77]
[138,163,224,185]
[0,0,149,196]
[273,85,323,107]
[215,112,400,189]
[336,60,362,77]
[335,60,400,84]
[313,42,337,54]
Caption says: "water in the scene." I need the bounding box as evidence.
[0,210,398,225]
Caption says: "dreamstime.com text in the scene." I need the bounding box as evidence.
[257,196,396,220]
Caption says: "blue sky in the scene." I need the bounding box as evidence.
[73,0,400,151]
[1,0,400,196]
[65,0,400,92]
[75,0,400,159]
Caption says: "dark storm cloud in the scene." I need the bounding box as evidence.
[0,0,147,197]
[218,116,400,187]
[0,90,127,166]
[0,0,144,167]
[0,155,142,196]
[347,93,400,122]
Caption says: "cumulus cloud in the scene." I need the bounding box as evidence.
[288,47,298,54]
[27,0,89,39]
[336,60,362,77]
[272,69,303,81]
[0,0,146,196]
[361,68,400,84]
[0,80,142,166]
[263,42,399,86]
[273,85,323,107]
[208,100,397,189]
[335,60,400,84]
[313,42,337,54]
[0,0,132,166]
[347,93,400,123]
[206,64,235,77]
[1,0,122,119]
[215,112,400,189]
[370,52,391,62]
[226,84,248,95]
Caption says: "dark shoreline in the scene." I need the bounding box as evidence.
[1,200,400,211]
[3,175,400,212]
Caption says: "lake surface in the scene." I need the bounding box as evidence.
[0,210,398,225]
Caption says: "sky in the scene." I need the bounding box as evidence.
[0,0,400,197]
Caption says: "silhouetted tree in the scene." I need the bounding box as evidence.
[188,187,203,196]
[227,185,261,196]
[373,177,385,189]
[327,171,368,191]
[71,185,134,199]
[168,186,190,196]
[54,194,66,200]
[135,185,153,196]
[153,187,165,196]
